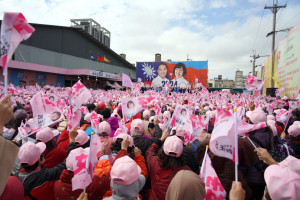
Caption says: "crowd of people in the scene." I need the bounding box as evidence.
[0,82,300,200]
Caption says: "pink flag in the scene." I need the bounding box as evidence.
[296,89,300,101]
[245,75,264,92]
[1,12,35,75]
[202,155,226,199]
[289,101,300,109]
[121,97,143,122]
[72,148,92,191]
[30,92,63,130]
[71,80,92,109]
[275,88,285,98]
[200,86,209,98]
[209,108,236,161]
[86,134,102,179]
[122,73,133,88]
[90,111,100,134]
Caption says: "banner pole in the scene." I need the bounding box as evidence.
[4,73,8,95]
[200,145,209,180]
[234,111,238,183]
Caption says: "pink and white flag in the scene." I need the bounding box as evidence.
[90,111,100,134]
[121,97,143,122]
[276,88,285,98]
[296,89,300,101]
[1,12,35,75]
[71,80,92,110]
[72,148,92,191]
[289,101,300,109]
[122,73,133,88]
[86,134,102,179]
[200,86,209,98]
[245,75,264,92]
[209,108,236,162]
[30,92,63,130]
[202,155,226,200]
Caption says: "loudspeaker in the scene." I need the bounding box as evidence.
[266,88,277,97]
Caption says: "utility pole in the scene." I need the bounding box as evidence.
[250,53,268,77]
[265,0,286,88]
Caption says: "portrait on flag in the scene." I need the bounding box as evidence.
[121,97,142,122]
[30,92,63,130]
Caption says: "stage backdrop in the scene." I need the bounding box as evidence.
[136,61,208,88]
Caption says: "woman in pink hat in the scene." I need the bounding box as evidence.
[146,132,191,200]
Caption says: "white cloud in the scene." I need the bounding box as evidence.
[0,0,299,80]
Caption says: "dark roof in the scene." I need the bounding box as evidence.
[0,20,135,70]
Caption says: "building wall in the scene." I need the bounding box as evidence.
[19,24,132,69]
[15,44,135,79]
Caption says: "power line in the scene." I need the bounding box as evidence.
[279,10,300,29]
[252,0,270,51]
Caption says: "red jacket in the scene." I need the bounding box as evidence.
[54,169,111,200]
[42,130,70,168]
[146,140,191,200]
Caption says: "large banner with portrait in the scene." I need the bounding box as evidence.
[136,61,208,88]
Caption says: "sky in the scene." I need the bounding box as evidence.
[1,0,300,79]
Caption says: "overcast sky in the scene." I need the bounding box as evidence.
[1,0,300,79]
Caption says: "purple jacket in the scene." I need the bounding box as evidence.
[107,116,120,137]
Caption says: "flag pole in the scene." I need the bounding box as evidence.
[234,111,238,183]
[200,145,209,180]
[4,72,8,95]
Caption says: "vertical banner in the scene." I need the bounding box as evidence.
[136,61,208,88]
[276,23,300,98]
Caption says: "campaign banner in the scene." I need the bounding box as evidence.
[276,23,300,98]
[136,61,208,88]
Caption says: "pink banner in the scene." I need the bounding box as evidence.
[122,73,133,88]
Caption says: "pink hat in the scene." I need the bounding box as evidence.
[246,108,267,124]
[264,156,300,200]
[267,120,277,137]
[99,121,111,135]
[170,127,185,137]
[75,130,90,145]
[111,156,141,185]
[163,136,183,157]
[18,141,46,165]
[84,113,92,123]
[114,133,134,147]
[163,111,171,120]
[66,147,88,171]
[131,119,144,132]
[288,121,300,137]
[143,110,151,119]
[282,96,288,100]
[36,127,59,143]
[204,106,209,111]
[149,116,155,123]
